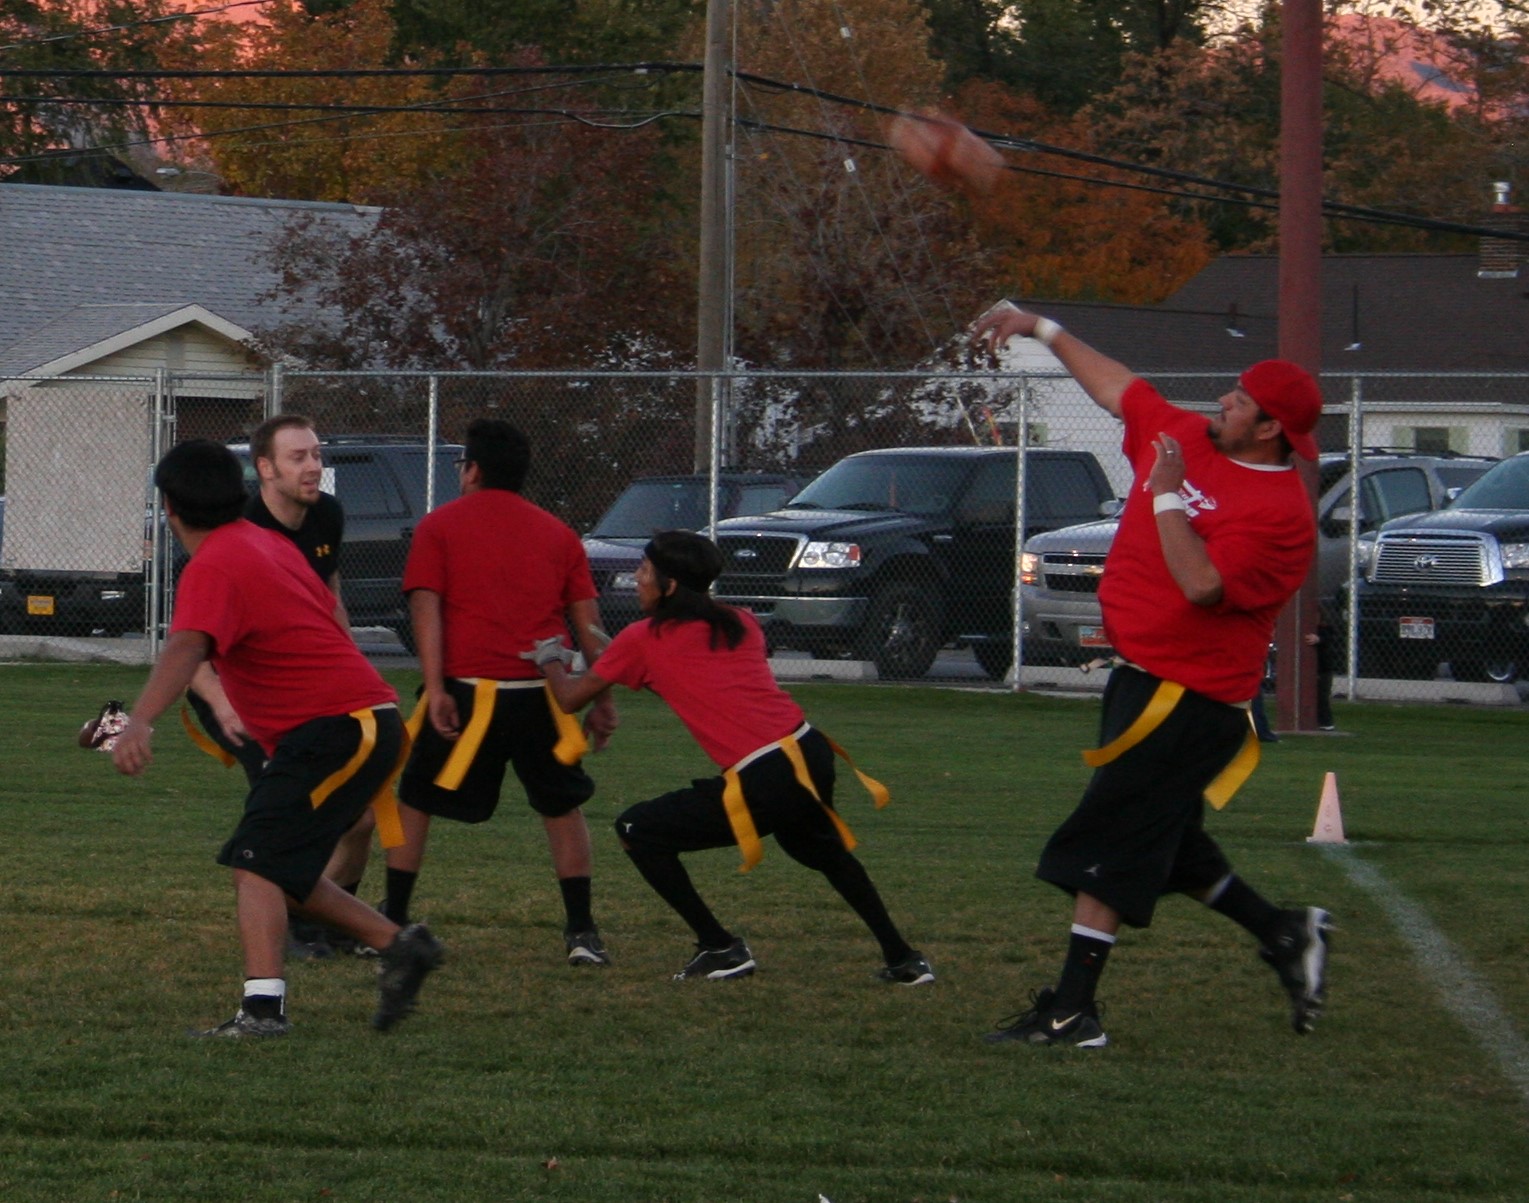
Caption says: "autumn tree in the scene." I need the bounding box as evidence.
[168,0,456,203]
[0,0,203,176]
[920,0,1240,109]
[258,47,678,369]
[955,80,1213,302]
[1082,8,1510,254]
[386,0,696,66]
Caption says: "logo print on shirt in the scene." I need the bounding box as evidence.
[1141,478,1216,517]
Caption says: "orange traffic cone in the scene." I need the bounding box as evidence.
[1307,772,1348,844]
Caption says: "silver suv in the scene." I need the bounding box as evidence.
[1018,450,1497,665]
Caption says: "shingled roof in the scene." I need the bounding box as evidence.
[1015,253,1529,376]
[0,183,378,373]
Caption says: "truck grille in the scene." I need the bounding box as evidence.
[714,533,804,587]
[1371,533,1492,586]
[1041,554,1107,594]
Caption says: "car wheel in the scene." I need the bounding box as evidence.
[1453,657,1519,684]
[972,640,1013,680]
[854,582,944,680]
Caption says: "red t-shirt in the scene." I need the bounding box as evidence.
[595,610,805,767]
[403,488,596,680]
[1098,379,1315,703]
[172,520,396,754]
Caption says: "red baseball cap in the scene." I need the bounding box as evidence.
[1239,360,1322,460]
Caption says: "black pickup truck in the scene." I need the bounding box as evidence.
[710,446,1116,679]
[1356,450,1529,682]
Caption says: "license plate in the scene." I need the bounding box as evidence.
[1077,625,1111,648]
[1399,616,1435,640]
[26,595,55,616]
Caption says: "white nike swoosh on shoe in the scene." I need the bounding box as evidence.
[1049,1014,1082,1032]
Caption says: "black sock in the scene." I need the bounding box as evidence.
[558,875,594,933]
[1053,927,1115,1012]
[383,867,417,925]
[243,994,283,1021]
[1205,875,1284,947]
[624,847,731,948]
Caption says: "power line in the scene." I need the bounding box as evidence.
[3,58,1520,243]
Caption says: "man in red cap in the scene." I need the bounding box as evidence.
[971,303,1331,1048]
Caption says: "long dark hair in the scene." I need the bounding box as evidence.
[645,530,745,651]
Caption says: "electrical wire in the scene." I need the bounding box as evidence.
[2,58,1521,243]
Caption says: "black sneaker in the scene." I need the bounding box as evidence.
[1259,906,1331,1034]
[287,918,335,961]
[193,1008,292,1039]
[673,937,756,981]
[373,923,445,1031]
[328,931,380,959]
[876,950,935,986]
[565,928,611,967]
[983,988,1109,1048]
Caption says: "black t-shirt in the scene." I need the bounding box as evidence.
[244,491,344,584]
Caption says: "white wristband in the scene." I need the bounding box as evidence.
[1153,492,1189,515]
[1032,317,1063,346]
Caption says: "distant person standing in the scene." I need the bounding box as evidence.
[383,419,618,966]
[973,302,1331,1048]
[534,530,932,986]
[114,440,443,1037]
[185,414,375,957]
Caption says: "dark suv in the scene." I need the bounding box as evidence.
[0,435,461,644]
[583,472,805,634]
[1019,449,1496,666]
[1356,450,1529,682]
[710,446,1116,679]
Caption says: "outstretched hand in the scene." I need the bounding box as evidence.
[970,301,1036,357]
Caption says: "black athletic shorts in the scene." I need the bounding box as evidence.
[216,706,404,902]
[1036,665,1249,928]
[399,679,595,823]
[615,727,848,867]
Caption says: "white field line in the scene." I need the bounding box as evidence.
[1323,846,1529,1105]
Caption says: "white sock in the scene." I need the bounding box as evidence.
[1070,923,1117,945]
[243,977,286,1012]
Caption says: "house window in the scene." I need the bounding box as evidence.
[1394,426,1465,455]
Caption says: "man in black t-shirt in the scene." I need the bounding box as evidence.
[186,415,376,957]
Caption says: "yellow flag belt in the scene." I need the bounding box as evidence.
[721,729,890,873]
[405,679,588,795]
[1081,678,1260,810]
[181,700,407,847]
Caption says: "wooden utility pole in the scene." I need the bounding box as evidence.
[1275,0,1324,731]
[694,0,731,473]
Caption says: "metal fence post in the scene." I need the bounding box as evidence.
[1010,373,1031,692]
[426,374,440,512]
[1345,375,1363,701]
[268,362,283,420]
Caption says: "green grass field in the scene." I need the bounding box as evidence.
[2,663,1526,1202]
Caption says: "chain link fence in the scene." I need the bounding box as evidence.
[3,366,1527,706]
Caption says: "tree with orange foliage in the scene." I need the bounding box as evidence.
[955,80,1213,304]
[165,0,452,203]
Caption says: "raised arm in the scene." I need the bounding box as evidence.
[971,301,1138,419]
